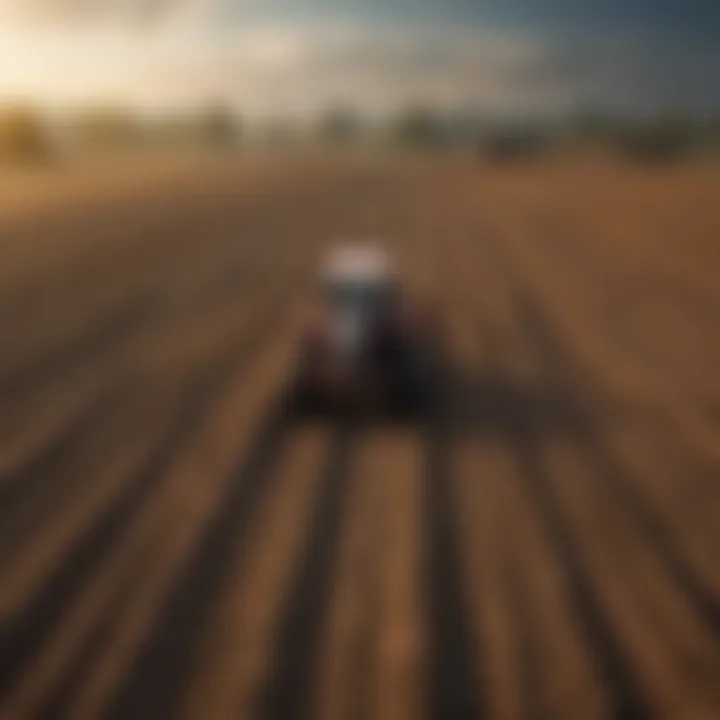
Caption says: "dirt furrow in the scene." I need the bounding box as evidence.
[0,299,309,720]
[371,432,425,720]
[253,423,358,720]
[178,426,331,720]
[0,282,304,710]
[312,432,387,720]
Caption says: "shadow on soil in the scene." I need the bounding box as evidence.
[432,362,649,720]
[421,350,609,720]
[420,283,655,720]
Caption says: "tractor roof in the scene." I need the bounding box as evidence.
[322,243,393,284]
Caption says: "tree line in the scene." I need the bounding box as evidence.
[2,102,720,163]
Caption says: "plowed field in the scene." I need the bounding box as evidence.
[1,155,719,720]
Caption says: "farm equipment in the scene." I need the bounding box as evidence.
[290,243,440,418]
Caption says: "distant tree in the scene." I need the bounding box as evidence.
[145,114,193,146]
[619,116,695,163]
[478,120,557,163]
[73,106,143,148]
[0,106,53,162]
[705,116,720,150]
[258,117,299,147]
[444,111,488,147]
[317,106,363,144]
[392,106,446,147]
[196,104,241,147]
[567,108,620,143]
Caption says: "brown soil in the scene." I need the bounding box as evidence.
[0,154,718,720]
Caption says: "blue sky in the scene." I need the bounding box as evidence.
[0,0,718,116]
[220,0,720,34]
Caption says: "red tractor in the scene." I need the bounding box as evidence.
[291,244,441,418]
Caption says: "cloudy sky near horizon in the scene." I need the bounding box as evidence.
[0,0,718,117]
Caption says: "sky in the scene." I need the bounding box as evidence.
[0,0,718,118]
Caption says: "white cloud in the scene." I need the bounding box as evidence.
[0,0,218,25]
[0,18,717,116]
[113,26,559,116]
